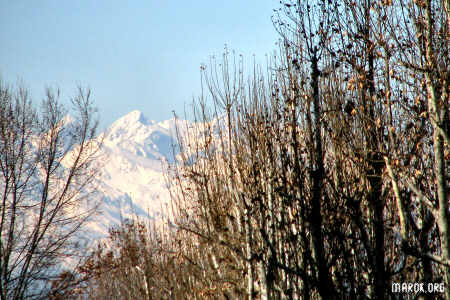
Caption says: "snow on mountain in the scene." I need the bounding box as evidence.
[83,110,231,239]
[105,110,180,161]
[86,110,181,238]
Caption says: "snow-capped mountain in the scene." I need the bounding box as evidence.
[86,110,182,237]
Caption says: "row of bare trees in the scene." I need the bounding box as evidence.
[87,0,448,299]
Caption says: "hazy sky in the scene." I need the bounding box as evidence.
[1,1,280,129]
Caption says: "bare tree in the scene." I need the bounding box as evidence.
[0,82,102,300]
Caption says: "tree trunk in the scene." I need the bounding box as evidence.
[309,55,336,299]
[424,1,450,298]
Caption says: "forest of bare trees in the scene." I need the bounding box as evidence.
[84,0,449,299]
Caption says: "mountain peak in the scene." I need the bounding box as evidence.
[121,110,149,125]
[105,110,159,144]
[108,110,157,129]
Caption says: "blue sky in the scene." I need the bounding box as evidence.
[0,1,280,129]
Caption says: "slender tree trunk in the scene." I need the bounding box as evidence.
[309,55,336,299]
[424,1,450,298]
[258,261,268,300]
[363,3,386,296]
[244,206,255,300]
